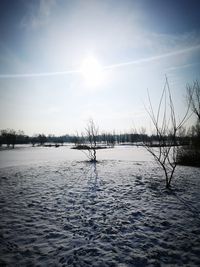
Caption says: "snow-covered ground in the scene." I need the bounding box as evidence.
[0,146,200,266]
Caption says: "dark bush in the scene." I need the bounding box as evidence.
[177,147,200,167]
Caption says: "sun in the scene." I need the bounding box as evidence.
[80,56,104,86]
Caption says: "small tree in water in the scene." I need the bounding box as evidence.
[85,119,99,162]
[143,78,190,188]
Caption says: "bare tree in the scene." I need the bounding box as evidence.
[38,134,47,146]
[143,78,190,188]
[84,119,99,162]
[1,129,16,149]
[187,80,200,121]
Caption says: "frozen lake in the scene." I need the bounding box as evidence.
[0,145,153,168]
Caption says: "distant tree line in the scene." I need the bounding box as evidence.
[0,131,74,148]
[0,128,193,149]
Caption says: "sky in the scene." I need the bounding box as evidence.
[0,0,200,135]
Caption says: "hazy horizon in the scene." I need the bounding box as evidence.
[0,0,200,135]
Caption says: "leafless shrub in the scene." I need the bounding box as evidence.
[186,80,200,147]
[84,119,99,162]
[177,80,200,166]
[144,78,191,188]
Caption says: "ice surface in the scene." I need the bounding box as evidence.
[0,145,152,168]
[0,146,200,266]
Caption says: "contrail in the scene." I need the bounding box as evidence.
[0,69,80,79]
[0,44,199,79]
[104,44,200,69]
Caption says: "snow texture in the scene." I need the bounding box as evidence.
[0,146,200,266]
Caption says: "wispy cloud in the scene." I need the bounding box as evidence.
[20,0,57,29]
[0,43,30,74]
[166,61,200,72]
[140,30,200,53]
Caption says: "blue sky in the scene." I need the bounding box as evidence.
[0,0,200,135]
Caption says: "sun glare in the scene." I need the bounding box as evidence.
[80,56,104,86]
